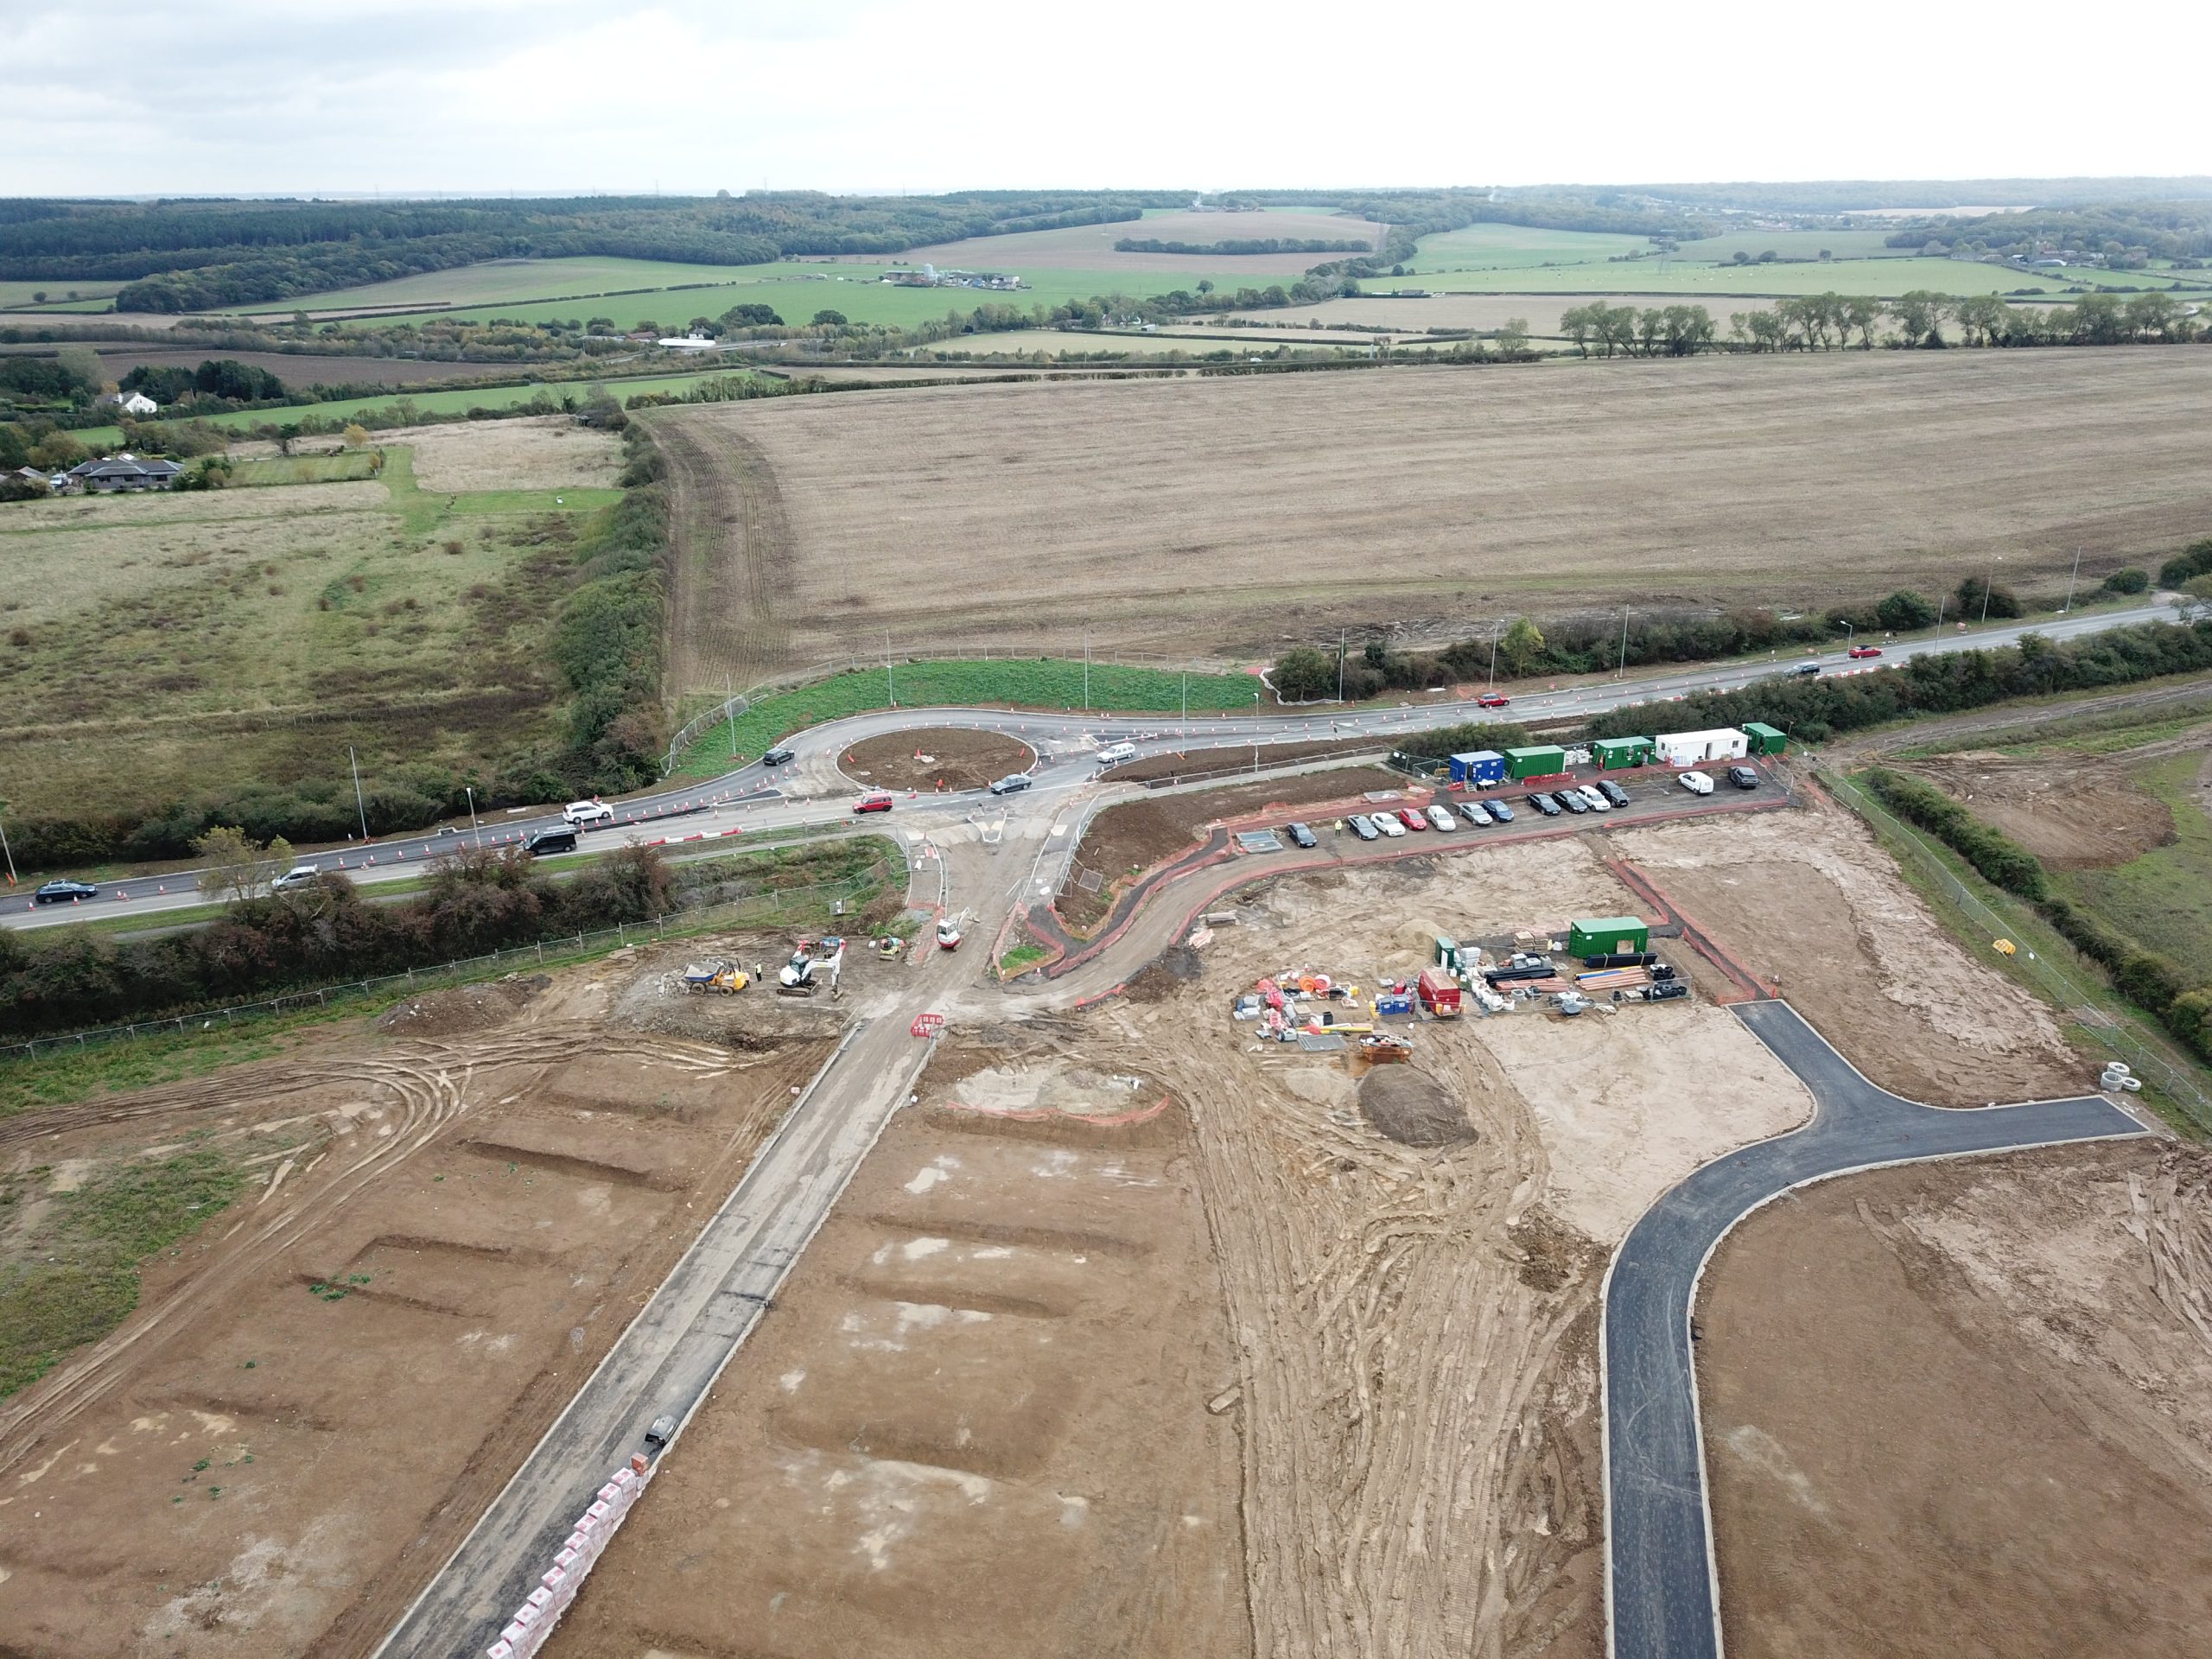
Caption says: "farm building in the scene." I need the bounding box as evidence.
[1592,736,1655,770]
[1653,728,1749,767]
[1567,917,1650,958]
[1503,745,1567,780]
[94,390,158,416]
[1743,721,1788,755]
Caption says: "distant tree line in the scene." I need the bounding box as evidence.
[1722,289,2202,352]
[1885,200,2212,264]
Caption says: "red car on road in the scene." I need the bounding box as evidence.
[852,791,894,814]
[1847,645,1884,659]
[1477,692,1511,709]
[1398,807,1429,831]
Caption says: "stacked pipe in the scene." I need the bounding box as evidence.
[483,1457,654,1658]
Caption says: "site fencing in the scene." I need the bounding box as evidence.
[1824,768,2212,1132]
[0,870,887,1066]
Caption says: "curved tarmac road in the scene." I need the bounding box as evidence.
[1603,1000,2148,1659]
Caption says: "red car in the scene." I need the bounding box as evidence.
[1847,645,1883,659]
[1398,807,1429,831]
[1477,692,1511,709]
[852,791,894,814]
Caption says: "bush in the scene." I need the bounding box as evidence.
[2101,567,2151,595]
[1864,768,2046,899]
[1875,589,1938,631]
[1955,575,2023,620]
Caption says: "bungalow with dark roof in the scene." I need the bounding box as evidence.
[66,455,183,492]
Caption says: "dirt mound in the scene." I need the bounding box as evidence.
[1904,751,2175,868]
[1358,1065,1476,1147]
[375,974,549,1036]
[843,727,1033,793]
[1123,944,1204,1002]
[941,1061,1164,1126]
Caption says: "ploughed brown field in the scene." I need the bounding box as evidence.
[653,350,2212,692]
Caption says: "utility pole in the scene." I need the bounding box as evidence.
[1181,670,1188,723]
[1980,556,1999,625]
[1083,629,1090,712]
[1617,605,1630,679]
[885,629,895,707]
[1489,620,1500,689]
[1934,593,1946,632]
[727,671,738,757]
[2063,545,2082,613]
[465,785,480,850]
[348,746,369,842]
[0,801,15,888]
[1338,629,1345,702]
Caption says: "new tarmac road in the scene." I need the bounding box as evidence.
[1603,1000,2148,1659]
[5,598,2175,931]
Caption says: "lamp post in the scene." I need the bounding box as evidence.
[1839,619,1854,652]
[727,672,738,757]
[0,800,16,888]
[1980,556,2000,625]
[885,629,895,707]
[1617,605,1630,679]
[466,785,480,850]
[348,747,369,842]
[1082,629,1090,712]
[1488,621,1500,689]
[1337,629,1346,702]
[2063,545,2082,614]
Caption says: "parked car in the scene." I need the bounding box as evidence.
[1459,801,1493,827]
[563,799,614,828]
[1524,791,1560,817]
[1554,789,1589,814]
[1375,811,1407,837]
[853,791,894,814]
[1679,771,1715,796]
[988,773,1033,795]
[1476,692,1511,709]
[33,879,97,905]
[1348,814,1379,842]
[1597,779,1630,809]
[644,1413,677,1450]
[760,746,796,766]
[524,826,579,856]
[1285,821,1317,849]
[1577,785,1611,812]
[1426,804,1457,831]
[1484,798,1516,823]
[1398,807,1429,832]
[271,864,321,893]
[1727,765,1761,790]
[1848,644,1884,659]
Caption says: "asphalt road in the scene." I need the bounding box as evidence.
[1602,1000,2148,1659]
[6,597,2175,932]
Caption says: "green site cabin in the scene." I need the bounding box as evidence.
[1592,735,1656,769]
[1567,917,1651,959]
[1504,745,1568,779]
[1742,721,1789,755]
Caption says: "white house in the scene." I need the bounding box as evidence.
[96,390,159,416]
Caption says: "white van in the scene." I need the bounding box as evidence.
[1095,741,1137,770]
[1678,771,1715,797]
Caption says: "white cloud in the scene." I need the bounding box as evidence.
[2,0,2203,196]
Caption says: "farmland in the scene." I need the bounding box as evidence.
[0,418,623,849]
[651,349,2212,674]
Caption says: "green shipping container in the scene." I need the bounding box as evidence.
[1503,745,1567,779]
[1592,736,1655,770]
[1567,916,1650,958]
[1743,721,1788,755]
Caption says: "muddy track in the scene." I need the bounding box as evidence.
[652,409,797,698]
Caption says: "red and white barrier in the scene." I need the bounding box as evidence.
[484,1457,654,1657]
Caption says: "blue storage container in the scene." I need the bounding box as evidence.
[1449,750,1507,787]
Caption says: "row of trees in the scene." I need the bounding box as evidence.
[1726,289,2201,352]
[1560,302,1719,357]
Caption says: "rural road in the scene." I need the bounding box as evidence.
[1602,999,2149,1659]
[5,596,2177,931]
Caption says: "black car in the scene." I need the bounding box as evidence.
[1523,792,1560,817]
[760,746,797,766]
[33,879,98,905]
[1554,789,1589,814]
[1285,821,1317,849]
[1727,766,1760,790]
[1348,813,1380,841]
[988,772,1033,795]
[1484,799,1515,823]
[1597,779,1630,809]
[524,826,578,856]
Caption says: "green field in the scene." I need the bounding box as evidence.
[230,256,800,315]
[0,280,122,308]
[2063,749,2212,986]
[675,658,1265,778]
[0,432,617,835]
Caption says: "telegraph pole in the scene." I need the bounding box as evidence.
[1082,629,1090,711]
[727,672,738,757]
[885,629,894,707]
[1337,629,1345,702]
[348,747,369,842]
[2063,545,2082,613]
[1617,605,1630,679]
[0,801,16,887]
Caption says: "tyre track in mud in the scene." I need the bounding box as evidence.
[652,409,797,699]
[1099,998,1606,1659]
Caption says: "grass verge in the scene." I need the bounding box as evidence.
[998,943,1050,976]
[675,658,1262,778]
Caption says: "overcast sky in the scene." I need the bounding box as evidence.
[5,0,2204,197]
